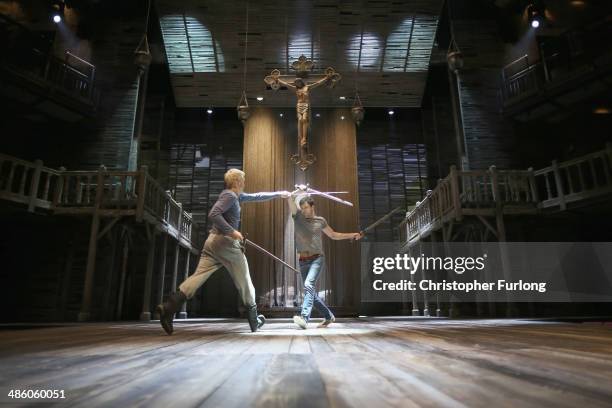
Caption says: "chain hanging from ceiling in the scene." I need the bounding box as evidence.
[237,0,251,125]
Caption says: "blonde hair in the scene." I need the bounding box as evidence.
[224,168,245,188]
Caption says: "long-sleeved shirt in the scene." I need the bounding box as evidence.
[209,189,282,235]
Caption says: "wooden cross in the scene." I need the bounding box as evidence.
[264,55,341,171]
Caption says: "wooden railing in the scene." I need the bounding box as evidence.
[0,154,61,212]
[0,154,196,246]
[533,143,612,210]
[400,145,612,244]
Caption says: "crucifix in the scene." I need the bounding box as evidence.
[264,55,341,171]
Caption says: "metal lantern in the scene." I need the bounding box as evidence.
[447,50,464,73]
[237,91,250,125]
[134,34,152,75]
[351,92,365,126]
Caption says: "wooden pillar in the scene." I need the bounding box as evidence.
[430,230,442,317]
[116,236,129,320]
[140,231,157,321]
[27,159,43,212]
[102,228,119,320]
[171,240,180,293]
[178,250,191,319]
[153,234,169,319]
[78,165,106,322]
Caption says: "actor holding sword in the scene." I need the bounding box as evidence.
[287,187,363,329]
[157,169,290,335]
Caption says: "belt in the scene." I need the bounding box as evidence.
[299,253,321,262]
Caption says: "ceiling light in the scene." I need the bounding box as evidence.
[52,14,61,23]
[594,107,611,115]
[388,109,395,116]
[527,3,544,29]
[340,116,345,120]
[339,96,346,100]
[256,96,264,101]
[315,113,320,118]
[206,108,213,114]
[279,113,284,117]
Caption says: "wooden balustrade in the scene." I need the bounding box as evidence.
[0,154,196,246]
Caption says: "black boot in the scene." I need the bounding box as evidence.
[247,305,266,332]
[156,291,186,335]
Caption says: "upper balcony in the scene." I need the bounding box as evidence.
[500,18,612,122]
[0,14,98,122]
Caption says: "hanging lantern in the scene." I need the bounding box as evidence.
[447,39,464,74]
[351,92,365,126]
[134,34,152,75]
[237,91,250,125]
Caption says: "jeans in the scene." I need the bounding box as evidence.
[299,256,333,322]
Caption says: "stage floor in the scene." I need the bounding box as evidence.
[1,318,612,407]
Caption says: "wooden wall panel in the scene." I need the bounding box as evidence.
[242,108,360,314]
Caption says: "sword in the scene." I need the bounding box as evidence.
[360,206,404,235]
[293,184,354,207]
[241,236,300,274]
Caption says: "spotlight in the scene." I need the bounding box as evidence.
[315,113,320,118]
[256,96,264,101]
[594,107,611,115]
[279,113,284,117]
[339,96,346,100]
[388,109,395,116]
[340,116,345,120]
[206,108,213,114]
[527,2,544,29]
[50,1,64,24]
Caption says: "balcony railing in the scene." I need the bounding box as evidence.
[0,153,196,247]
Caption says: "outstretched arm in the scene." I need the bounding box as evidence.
[308,75,330,90]
[286,195,299,216]
[322,225,363,241]
[277,78,296,89]
[240,191,290,203]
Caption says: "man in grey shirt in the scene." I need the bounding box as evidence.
[157,169,289,334]
[287,193,362,329]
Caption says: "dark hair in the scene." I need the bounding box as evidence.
[294,78,305,88]
[299,196,315,207]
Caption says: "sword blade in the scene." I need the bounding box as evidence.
[305,187,353,207]
[243,239,300,274]
[361,207,403,234]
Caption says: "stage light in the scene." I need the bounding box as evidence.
[527,2,544,29]
[256,96,263,101]
[206,108,213,114]
[594,107,611,115]
[315,113,320,118]
[279,113,284,117]
[51,1,64,24]
[339,96,346,100]
[388,109,395,116]
[340,116,345,120]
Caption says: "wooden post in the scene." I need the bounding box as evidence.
[154,234,169,320]
[171,240,180,294]
[551,160,566,210]
[116,236,129,320]
[527,167,539,204]
[78,164,106,322]
[430,231,441,317]
[136,165,148,222]
[140,232,157,321]
[28,160,43,212]
[102,227,118,320]
[53,167,66,208]
[450,165,462,221]
[419,239,430,317]
[178,250,190,319]
[408,246,419,316]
